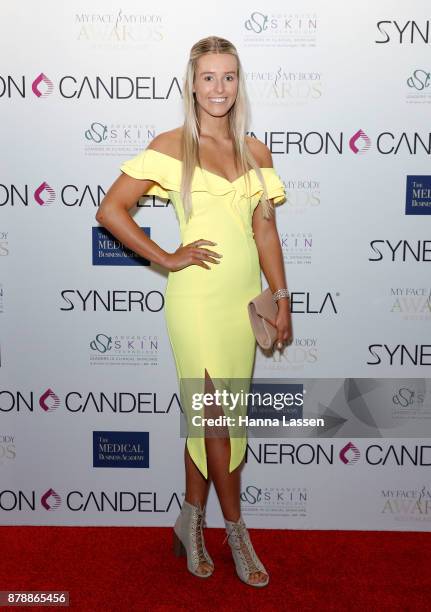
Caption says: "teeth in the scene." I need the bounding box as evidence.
[210,98,226,102]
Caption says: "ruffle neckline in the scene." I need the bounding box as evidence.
[142,149,285,201]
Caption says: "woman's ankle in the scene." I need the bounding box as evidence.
[223,512,241,523]
[184,496,206,508]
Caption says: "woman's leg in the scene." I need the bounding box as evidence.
[183,438,213,575]
[203,368,267,585]
[205,435,242,521]
[184,443,211,507]
[202,367,242,520]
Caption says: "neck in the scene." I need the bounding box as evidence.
[197,108,231,141]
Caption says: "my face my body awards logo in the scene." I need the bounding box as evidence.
[280,231,313,265]
[245,66,322,107]
[0,73,181,100]
[0,488,183,514]
[240,484,308,518]
[0,232,9,257]
[256,336,318,372]
[89,332,159,367]
[276,178,319,216]
[74,10,165,49]
[406,69,431,104]
[84,122,155,157]
[0,388,181,415]
[390,287,431,321]
[242,11,318,48]
[381,485,431,524]
[0,434,15,466]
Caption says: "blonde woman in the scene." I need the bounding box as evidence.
[95,35,292,588]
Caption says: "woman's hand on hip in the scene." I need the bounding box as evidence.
[165,239,223,272]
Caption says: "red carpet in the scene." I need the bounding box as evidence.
[0,526,429,611]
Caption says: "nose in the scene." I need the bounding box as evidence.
[214,78,225,94]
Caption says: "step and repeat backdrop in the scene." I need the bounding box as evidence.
[1,2,430,530]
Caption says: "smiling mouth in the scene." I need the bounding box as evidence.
[209,97,227,103]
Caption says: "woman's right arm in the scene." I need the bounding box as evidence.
[95,173,222,271]
[95,173,170,267]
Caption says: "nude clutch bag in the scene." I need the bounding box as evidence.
[248,287,278,350]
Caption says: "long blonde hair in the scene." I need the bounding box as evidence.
[180,35,272,223]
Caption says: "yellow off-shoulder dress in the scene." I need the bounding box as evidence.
[120,148,286,479]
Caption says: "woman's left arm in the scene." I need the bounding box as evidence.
[252,147,293,349]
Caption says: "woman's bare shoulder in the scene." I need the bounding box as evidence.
[246,135,273,168]
[146,127,183,161]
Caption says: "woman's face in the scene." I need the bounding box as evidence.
[193,52,239,119]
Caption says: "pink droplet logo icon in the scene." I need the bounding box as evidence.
[32,72,54,98]
[349,129,371,154]
[339,441,360,464]
[41,488,62,511]
[34,182,55,206]
[39,388,60,412]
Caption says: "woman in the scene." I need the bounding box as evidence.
[95,35,292,588]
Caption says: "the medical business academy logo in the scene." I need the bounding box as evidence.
[93,431,150,468]
[92,226,152,266]
[405,176,431,215]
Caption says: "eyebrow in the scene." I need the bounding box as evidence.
[199,71,236,75]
